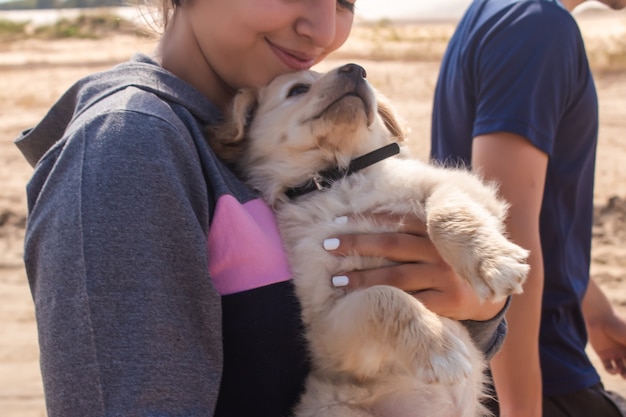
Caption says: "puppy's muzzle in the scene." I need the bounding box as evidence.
[310,63,375,125]
[338,63,367,82]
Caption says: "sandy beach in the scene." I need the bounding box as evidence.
[1,9,626,416]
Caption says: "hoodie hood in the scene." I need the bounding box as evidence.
[15,53,221,167]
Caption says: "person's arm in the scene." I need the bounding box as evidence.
[472,131,547,417]
[584,277,626,378]
[24,110,223,416]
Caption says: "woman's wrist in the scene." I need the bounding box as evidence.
[468,296,510,322]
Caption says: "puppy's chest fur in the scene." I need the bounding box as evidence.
[272,146,530,417]
[276,156,494,417]
[277,157,431,317]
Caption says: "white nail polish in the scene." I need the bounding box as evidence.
[333,216,348,225]
[332,275,349,287]
[323,238,340,251]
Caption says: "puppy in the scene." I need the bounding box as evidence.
[210,64,529,417]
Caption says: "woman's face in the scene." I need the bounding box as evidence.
[166,0,355,105]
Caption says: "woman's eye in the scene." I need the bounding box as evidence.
[337,0,355,12]
[287,84,310,98]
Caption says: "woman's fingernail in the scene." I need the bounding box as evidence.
[332,275,349,287]
[334,216,348,225]
[323,238,340,251]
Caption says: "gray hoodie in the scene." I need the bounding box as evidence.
[15,54,507,417]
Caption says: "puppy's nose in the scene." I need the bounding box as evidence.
[338,63,366,81]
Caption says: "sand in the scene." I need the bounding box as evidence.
[1,12,626,416]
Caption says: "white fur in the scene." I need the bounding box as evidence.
[212,65,530,417]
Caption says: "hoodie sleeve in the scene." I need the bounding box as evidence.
[462,296,511,360]
[23,105,223,417]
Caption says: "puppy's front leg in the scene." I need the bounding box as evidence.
[425,185,529,301]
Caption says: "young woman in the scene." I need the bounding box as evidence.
[16,1,509,415]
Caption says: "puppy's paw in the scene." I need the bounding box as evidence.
[471,237,529,302]
[427,201,529,302]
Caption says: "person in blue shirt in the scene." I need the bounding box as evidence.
[431,0,626,416]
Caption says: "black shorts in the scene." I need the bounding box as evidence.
[483,377,624,417]
[543,383,624,417]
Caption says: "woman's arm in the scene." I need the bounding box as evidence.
[25,110,223,416]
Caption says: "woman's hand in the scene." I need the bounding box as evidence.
[323,213,506,322]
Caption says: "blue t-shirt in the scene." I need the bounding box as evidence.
[431,0,599,396]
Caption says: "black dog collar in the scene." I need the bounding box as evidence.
[284,142,400,200]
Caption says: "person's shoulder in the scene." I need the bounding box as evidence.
[457,0,579,50]
[469,0,582,50]
[66,87,187,150]
[100,85,182,121]
[74,54,219,129]
[467,0,576,29]
[503,0,580,33]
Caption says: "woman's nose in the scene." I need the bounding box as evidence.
[294,0,337,48]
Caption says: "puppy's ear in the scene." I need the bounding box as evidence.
[208,88,258,162]
[377,95,407,142]
[229,88,258,140]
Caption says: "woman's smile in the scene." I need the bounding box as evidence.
[266,38,317,71]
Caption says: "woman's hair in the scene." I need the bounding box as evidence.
[135,0,178,34]
[159,0,179,30]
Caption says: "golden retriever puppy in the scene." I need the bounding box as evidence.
[210,64,529,417]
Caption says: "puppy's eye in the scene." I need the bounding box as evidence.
[287,84,310,98]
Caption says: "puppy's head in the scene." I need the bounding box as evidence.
[210,63,406,205]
